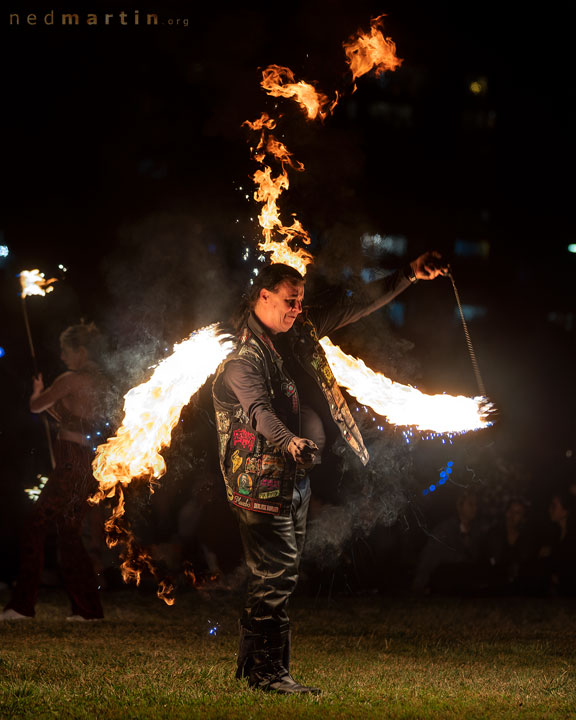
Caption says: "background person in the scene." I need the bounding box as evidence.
[1,322,112,622]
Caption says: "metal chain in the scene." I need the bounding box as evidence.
[447,269,487,398]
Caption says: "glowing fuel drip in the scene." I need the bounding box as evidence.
[320,337,492,433]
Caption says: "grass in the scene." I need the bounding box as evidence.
[1,587,575,719]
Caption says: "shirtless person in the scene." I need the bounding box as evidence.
[1,323,111,621]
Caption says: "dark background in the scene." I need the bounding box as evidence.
[1,1,574,587]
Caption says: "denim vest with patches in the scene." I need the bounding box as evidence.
[212,312,369,517]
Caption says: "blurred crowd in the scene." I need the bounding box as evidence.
[2,455,575,604]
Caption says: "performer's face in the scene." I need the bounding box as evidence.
[60,343,87,370]
[257,279,305,334]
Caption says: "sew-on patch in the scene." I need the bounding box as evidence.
[233,428,255,451]
[252,500,281,514]
[231,449,243,474]
[259,489,280,499]
[259,476,281,490]
[262,454,283,474]
[245,456,261,475]
[231,493,282,515]
[237,473,253,495]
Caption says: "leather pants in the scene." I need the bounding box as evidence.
[232,475,310,629]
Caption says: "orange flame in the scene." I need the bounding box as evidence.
[343,14,403,85]
[90,324,234,603]
[244,112,314,275]
[91,324,234,497]
[19,269,58,298]
[320,337,492,433]
[260,65,337,120]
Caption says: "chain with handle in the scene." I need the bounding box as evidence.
[444,266,487,398]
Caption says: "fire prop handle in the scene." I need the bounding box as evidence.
[19,272,57,470]
[447,269,487,398]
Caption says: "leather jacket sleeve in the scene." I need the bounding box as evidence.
[308,268,412,338]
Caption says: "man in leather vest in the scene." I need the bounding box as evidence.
[212,252,447,694]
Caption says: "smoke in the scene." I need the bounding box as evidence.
[304,302,422,569]
[99,211,237,393]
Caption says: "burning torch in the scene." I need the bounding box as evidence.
[18,269,58,469]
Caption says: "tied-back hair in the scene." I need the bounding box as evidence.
[60,321,104,361]
[232,263,305,334]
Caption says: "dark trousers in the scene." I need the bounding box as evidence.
[232,476,310,629]
[5,439,104,619]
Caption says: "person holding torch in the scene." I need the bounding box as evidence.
[1,322,112,622]
[212,251,447,693]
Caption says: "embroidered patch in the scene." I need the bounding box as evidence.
[259,476,281,490]
[233,428,255,451]
[231,449,243,474]
[281,380,296,397]
[233,493,251,510]
[259,489,280,499]
[245,457,261,475]
[237,473,253,495]
[231,494,281,514]
[253,500,281,514]
[261,455,283,474]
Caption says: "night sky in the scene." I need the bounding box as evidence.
[1,1,574,553]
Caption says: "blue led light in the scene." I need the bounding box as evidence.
[0,347,5,358]
[429,484,436,492]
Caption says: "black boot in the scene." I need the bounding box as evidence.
[247,623,321,695]
[236,622,258,680]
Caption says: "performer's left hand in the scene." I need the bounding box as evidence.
[31,373,45,398]
[410,250,449,280]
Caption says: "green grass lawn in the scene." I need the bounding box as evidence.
[1,588,575,719]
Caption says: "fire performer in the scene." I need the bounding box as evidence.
[1,323,111,622]
[212,252,447,693]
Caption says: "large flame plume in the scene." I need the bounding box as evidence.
[343,14,403,87]
[244,113,314,275]
[19,269,58,298]
[92,324,234,495]
[320,337,491,433]
[245,18,401,276]
[90,324,234,602]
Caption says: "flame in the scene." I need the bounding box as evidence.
[343,14,403,85]
[90,324,234,602]
[244,113,314,275]
[260,65,337,120]
[91,323,234,497]
[320,337,492,433]
[19,269,58,298]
